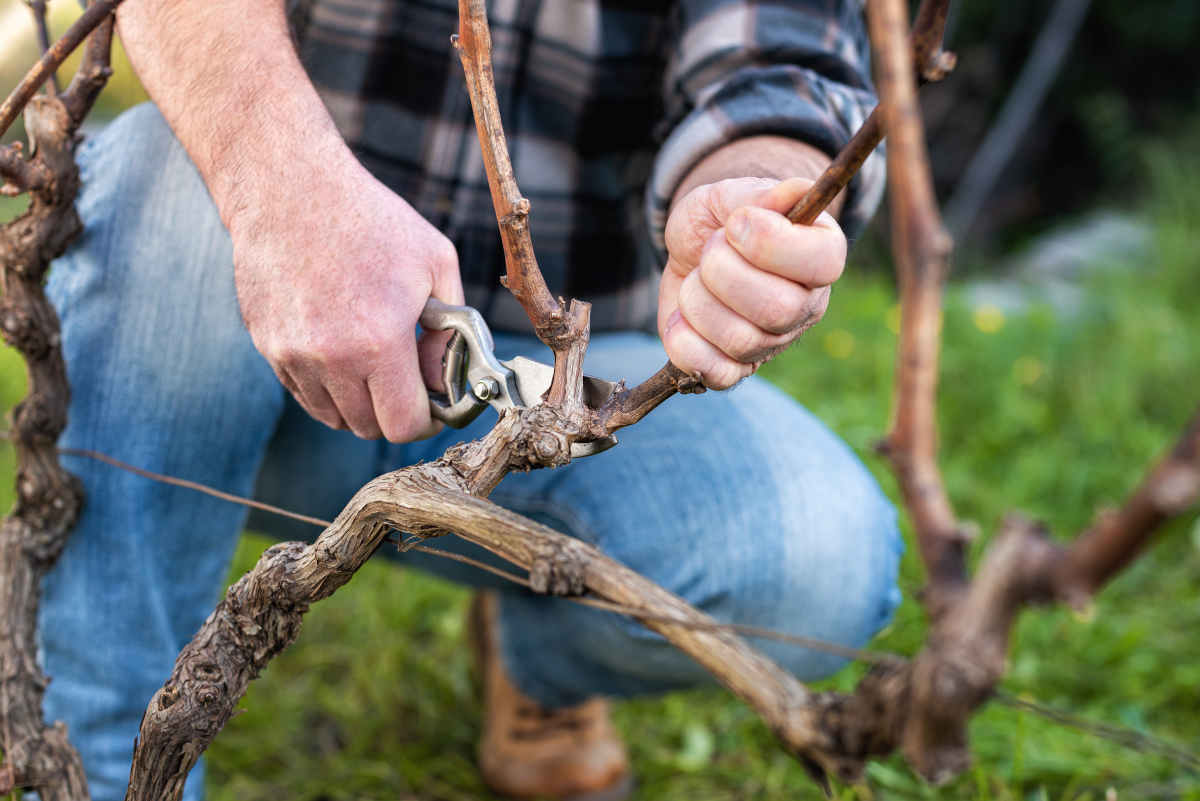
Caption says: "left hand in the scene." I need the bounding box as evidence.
[659,177,846,389]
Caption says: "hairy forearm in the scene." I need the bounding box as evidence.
[671,135,843,219]
[117,0,358,233]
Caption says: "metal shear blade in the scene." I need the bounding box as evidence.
[419,299,618,458]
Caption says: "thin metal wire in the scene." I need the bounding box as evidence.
[43,437,899,660]
[400,540,898,664]
[56,446,333,529]
[6,431,1199,770]
[995,691,1200,772]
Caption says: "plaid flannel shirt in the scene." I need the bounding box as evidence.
[289,0,884,332]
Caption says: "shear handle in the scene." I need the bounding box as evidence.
[419,299,521,428]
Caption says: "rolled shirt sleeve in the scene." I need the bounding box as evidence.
[646,0,886,256]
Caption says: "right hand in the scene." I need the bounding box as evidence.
[229,160,464,443]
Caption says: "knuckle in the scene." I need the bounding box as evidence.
[313,327,379,369]
[808,285,832,321]
[723,325,767,363]
[666,193,715,262]
[819,230,848,285]
[675,275,706,320]
[306,332,346,366]
[786,287,832,339]
[307,404,343,430]
[703,360,746,391]
[730,208,771,260]
[388,415,427,444]
[431,233,458,270]
[267,339,306,370]
[698,249,737,298]
[757,290,808,335]
[350,422,384,441]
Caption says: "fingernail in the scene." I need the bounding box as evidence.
[664,309,682,336]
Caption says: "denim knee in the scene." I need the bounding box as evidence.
[41,102,282,801]
[494,380,904,707]
[723,479,903,679]
[568,474,902,685]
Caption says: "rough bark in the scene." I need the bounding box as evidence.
[0,12,119,793]
[843,0,1200,783]
[125,420,870,799]
[870,0,968,617]
[3,0,1197,796]
[889,406,1200,782]
[122,1,962,791]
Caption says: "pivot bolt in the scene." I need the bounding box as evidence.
[472,377,500,402]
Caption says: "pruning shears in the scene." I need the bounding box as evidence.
[419,299,619,458]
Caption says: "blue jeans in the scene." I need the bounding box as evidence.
[39,104,902,801]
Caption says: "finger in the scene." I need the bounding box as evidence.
[752,176,820,216]
[417,328,454,392]
[664,177,778,268]
[724,204,846,287]
[661,309,754,391]
[677,270,792,364]
[280,365,346,431]
[324,375,384,440]
[367,342,438,443]
[698,231,826,335]
[422,240,464,394]
[656,258,685,340]
[429,236,466,306]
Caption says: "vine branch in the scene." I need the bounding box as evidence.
[869,0,967,616]
[0,143,52,195]
[3,0,1196,796]
[786,0,954,226]
[603,0,956,437]
[0,8,120,799]
[125,411,889,798]
[452,0,560,334]
[124,0,967,793]
[121,1,965,792]
[26,0,61,95]
[0,0,122,138]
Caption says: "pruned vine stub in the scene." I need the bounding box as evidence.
[0,0,1196,798]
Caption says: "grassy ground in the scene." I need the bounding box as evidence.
[3,139,1199,801]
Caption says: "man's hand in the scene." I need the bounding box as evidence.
[659,177,846,389]
[230,160,464,442]
[118,0,464,443]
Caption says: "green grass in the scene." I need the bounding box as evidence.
[3,148,1199,801]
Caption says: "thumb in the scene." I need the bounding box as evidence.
[370,336,441,443]
[430,239,466,306]
[751,177,819,217]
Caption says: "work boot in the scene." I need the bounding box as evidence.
[469,591,633,801]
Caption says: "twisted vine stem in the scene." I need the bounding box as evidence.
[0,0,1196,798]
[0,9,118,800]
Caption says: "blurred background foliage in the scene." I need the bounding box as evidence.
[922,0,1200,245]
[0,0,146,133]
[2,0,1199,799]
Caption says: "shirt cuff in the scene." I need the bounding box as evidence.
[645,63,885,261]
